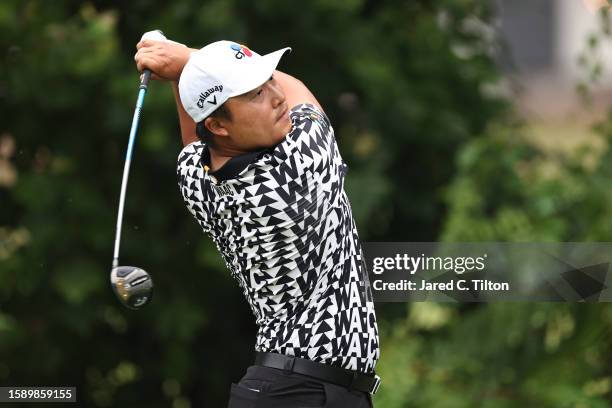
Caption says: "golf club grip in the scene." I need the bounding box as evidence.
[140,69,152,90]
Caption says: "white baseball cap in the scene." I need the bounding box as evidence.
[179,40,291,123]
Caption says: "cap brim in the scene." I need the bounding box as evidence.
[229,47,292,97]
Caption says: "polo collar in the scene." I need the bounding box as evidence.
[200,144,271,183]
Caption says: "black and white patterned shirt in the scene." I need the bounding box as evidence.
[177,104,380,373]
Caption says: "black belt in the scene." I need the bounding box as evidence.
[254,352,381,395]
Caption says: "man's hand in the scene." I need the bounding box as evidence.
[135,39,196,81]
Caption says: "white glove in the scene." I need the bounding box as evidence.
[140,30,186,47]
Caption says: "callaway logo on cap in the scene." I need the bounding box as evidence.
[179,40,291,123]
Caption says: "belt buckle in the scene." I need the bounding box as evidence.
[370,374,381,395]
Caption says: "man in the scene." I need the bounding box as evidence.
[135,37,380,407]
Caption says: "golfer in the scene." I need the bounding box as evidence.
[135,37,380,407]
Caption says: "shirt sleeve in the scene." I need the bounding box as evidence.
[282,103,342,176]
[176,141,212,232]
[287,103,332,142]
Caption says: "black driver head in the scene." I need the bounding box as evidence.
[110,266,154,309]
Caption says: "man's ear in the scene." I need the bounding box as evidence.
[205,117,229,138]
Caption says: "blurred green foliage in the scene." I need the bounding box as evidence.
[2,0,611,407]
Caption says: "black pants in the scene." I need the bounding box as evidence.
[228,365,374,408]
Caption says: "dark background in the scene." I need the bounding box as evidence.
[2,0,612,406]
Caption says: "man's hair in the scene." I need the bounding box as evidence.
[196,104,232,146]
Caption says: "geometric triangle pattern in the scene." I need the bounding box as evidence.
[176,104,380,374]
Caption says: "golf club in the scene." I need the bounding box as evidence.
[110,30,167,309]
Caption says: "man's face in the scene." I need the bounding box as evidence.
[220,75,292,150]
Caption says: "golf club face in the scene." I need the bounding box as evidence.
[110,266,153,309]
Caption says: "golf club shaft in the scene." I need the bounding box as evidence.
[112,70,152,269]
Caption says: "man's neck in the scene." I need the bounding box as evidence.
[208,146,232,172]
[207,139,263,172]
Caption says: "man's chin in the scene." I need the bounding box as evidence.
[270,134,287,147]
[280,119,292,136]
[256,134,286,150]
